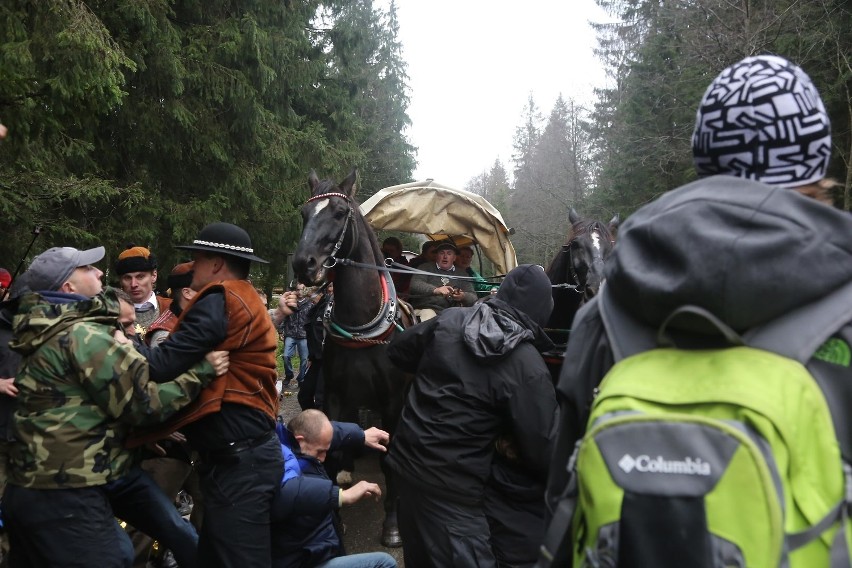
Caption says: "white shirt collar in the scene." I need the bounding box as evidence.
[134,290,158,311]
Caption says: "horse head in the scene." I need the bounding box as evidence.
[292,168,359,286]
[559,208,620,301]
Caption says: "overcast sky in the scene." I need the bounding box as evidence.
[387,0,611,189]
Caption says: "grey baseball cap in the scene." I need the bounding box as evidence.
[22,246,105,292]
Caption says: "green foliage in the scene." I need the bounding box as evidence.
[587,0,852,217]
[0,0,415,285]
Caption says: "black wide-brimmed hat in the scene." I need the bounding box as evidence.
[175,222,269,264]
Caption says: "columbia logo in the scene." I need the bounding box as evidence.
[618,454,636,473]
[616,453,711,476]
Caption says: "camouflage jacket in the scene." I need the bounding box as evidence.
[8,288,215,489]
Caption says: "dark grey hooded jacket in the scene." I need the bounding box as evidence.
[546,175,852,513]
[386,264,558,503]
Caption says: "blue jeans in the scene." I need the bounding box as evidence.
[283,337,309,383]
[315,552,398,568]
[106,466,198,568]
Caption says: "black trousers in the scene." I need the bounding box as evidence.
[196,434,283,568]
[396,476,496,568]
[298,359,323,410]
[4,484,132,568]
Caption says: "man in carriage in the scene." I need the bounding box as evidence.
[407,241,476,321]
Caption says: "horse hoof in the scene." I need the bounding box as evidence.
[381,526,403,548]
[336,470,353,487]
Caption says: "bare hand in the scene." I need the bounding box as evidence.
[363,427,389,452]
[113,329,131,344]
[341,480,382,506]
[434,285,455,298]
[145,441,167,457]
[146,431,187,457]
[0,377,18,398]
[205,351,229,376]
[166,431,187,444]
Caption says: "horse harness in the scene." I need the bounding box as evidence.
[305,192,404,347]
[305,192,358,267]
[561,222,613,296]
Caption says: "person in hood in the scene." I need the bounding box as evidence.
[545,55,852,518]
[386,264,558,568]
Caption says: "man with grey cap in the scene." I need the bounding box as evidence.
[408,241,476,321]
[127,222,281,568]
[386,264,559,568]
[3,245,228,568]
[543,55,852,564]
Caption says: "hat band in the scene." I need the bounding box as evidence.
[193,239,254,253]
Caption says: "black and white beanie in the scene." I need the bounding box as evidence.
[692,55,831,188]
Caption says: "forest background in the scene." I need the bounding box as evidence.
[1,0,850,292]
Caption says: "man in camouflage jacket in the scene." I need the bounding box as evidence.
[3,246,227,568]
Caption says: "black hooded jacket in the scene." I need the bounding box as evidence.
[546,175,852,514]
[386,264,558,503]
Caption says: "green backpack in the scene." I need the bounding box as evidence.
[539,293,852,568]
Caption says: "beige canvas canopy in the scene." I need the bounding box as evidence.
[360,180,517,275]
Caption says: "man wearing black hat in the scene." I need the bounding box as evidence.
[408,241,476,321]
[131,222,281,568]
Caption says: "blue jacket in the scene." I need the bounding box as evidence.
[271,421,365,568]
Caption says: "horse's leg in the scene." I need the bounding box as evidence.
[379,391,404,548]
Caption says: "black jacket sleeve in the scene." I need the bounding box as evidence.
[272,475,338,521]
[545,301,614,517]
[330,421,366,452]
[143,293,228,382]
[386,317,440,373]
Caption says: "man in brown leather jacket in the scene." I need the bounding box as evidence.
[132,222,281,568]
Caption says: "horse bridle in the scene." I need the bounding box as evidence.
[563,223,612,296]
[305,192,358,268]
[303,191,401,343]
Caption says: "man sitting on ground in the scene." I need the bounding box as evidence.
[271,409,397,568]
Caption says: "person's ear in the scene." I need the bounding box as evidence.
[59,281,74,293]
[210,257,225,275]
[151,269,158,286]
[294,434,307,450]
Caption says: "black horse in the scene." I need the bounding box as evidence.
[544,209,619,373]
[292,168,410,548]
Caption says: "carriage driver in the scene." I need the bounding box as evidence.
[407,241,476,321]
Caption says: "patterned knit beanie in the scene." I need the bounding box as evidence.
[692,55,831,188]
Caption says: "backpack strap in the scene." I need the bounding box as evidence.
[537,443,581,568]
[744,278,852,365]
[786,463,852,566]
[601,278,852,365]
